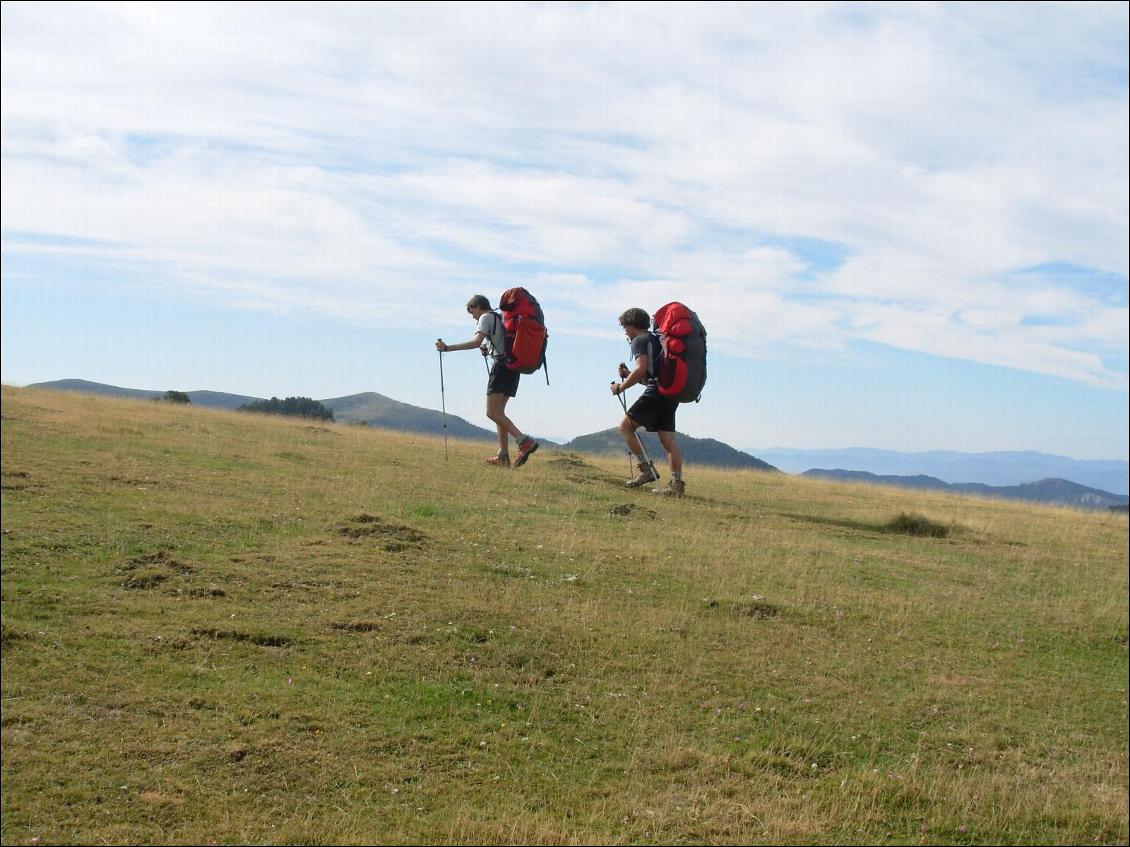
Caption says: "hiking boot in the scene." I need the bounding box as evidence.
[486,452,511,468]
[651,478,686,498]
[625,460,660,489]
[513,437,539,468]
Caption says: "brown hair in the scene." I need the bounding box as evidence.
[466,295,491,312]
[618,308,650,330]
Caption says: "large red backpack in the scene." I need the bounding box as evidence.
[498,287,549,380]
[653,302,707,402]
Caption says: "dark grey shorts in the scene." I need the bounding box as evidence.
[487,361,520,397]
[627,391,677,432]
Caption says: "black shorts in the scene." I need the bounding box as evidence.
[627,391,677,432]
[486,361,520,397]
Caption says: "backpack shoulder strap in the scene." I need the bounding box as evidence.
[488,310,507,356]
[643,331,661,379]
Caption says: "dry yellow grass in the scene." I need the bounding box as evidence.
[2,385,1127,845]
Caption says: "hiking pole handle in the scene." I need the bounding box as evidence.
[612,380,629,413]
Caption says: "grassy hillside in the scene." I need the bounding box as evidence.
[2,385,1127,845]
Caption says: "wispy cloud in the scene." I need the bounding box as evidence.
[3,2,1127,389]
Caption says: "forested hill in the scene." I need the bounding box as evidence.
[320,392,501,441]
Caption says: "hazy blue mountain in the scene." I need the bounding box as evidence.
[947,478,1129,509]
[802,469,1129,510]
[754,447,1128,495]
[566,428,777,471]
[27,379,261,409]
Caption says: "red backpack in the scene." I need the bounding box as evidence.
[653,302,707,402]
[498,287,549,380]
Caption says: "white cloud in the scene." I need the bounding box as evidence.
[2,1,1126,390]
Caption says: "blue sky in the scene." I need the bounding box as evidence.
[2,2,1127,459]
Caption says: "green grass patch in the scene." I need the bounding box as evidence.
[884,511,952,537]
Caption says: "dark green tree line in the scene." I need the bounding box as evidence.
[237,397,334,421]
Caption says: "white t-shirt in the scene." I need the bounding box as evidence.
[478,311,507,359]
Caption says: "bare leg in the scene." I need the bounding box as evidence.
[657,430,682,474]
[486,393,523,453]
[618,415,646,459]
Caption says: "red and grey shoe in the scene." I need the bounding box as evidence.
[513,437,540,468]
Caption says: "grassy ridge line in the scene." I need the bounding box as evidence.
[1,385,1127,845]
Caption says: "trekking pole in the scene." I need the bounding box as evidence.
[437,340,449,461]
[612,381,632,478]
[613,376,657,478]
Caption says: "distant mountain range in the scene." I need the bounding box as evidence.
[801,469,1129,511]
[24,379,262,410]
[322,391,508,442]
[753,446,1128,496]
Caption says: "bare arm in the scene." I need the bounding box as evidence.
[436,331,487,352]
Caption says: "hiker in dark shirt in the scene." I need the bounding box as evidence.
[610,307,685,497]
[435,295,539,468]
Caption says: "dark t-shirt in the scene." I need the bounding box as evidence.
[630,331,661,397]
